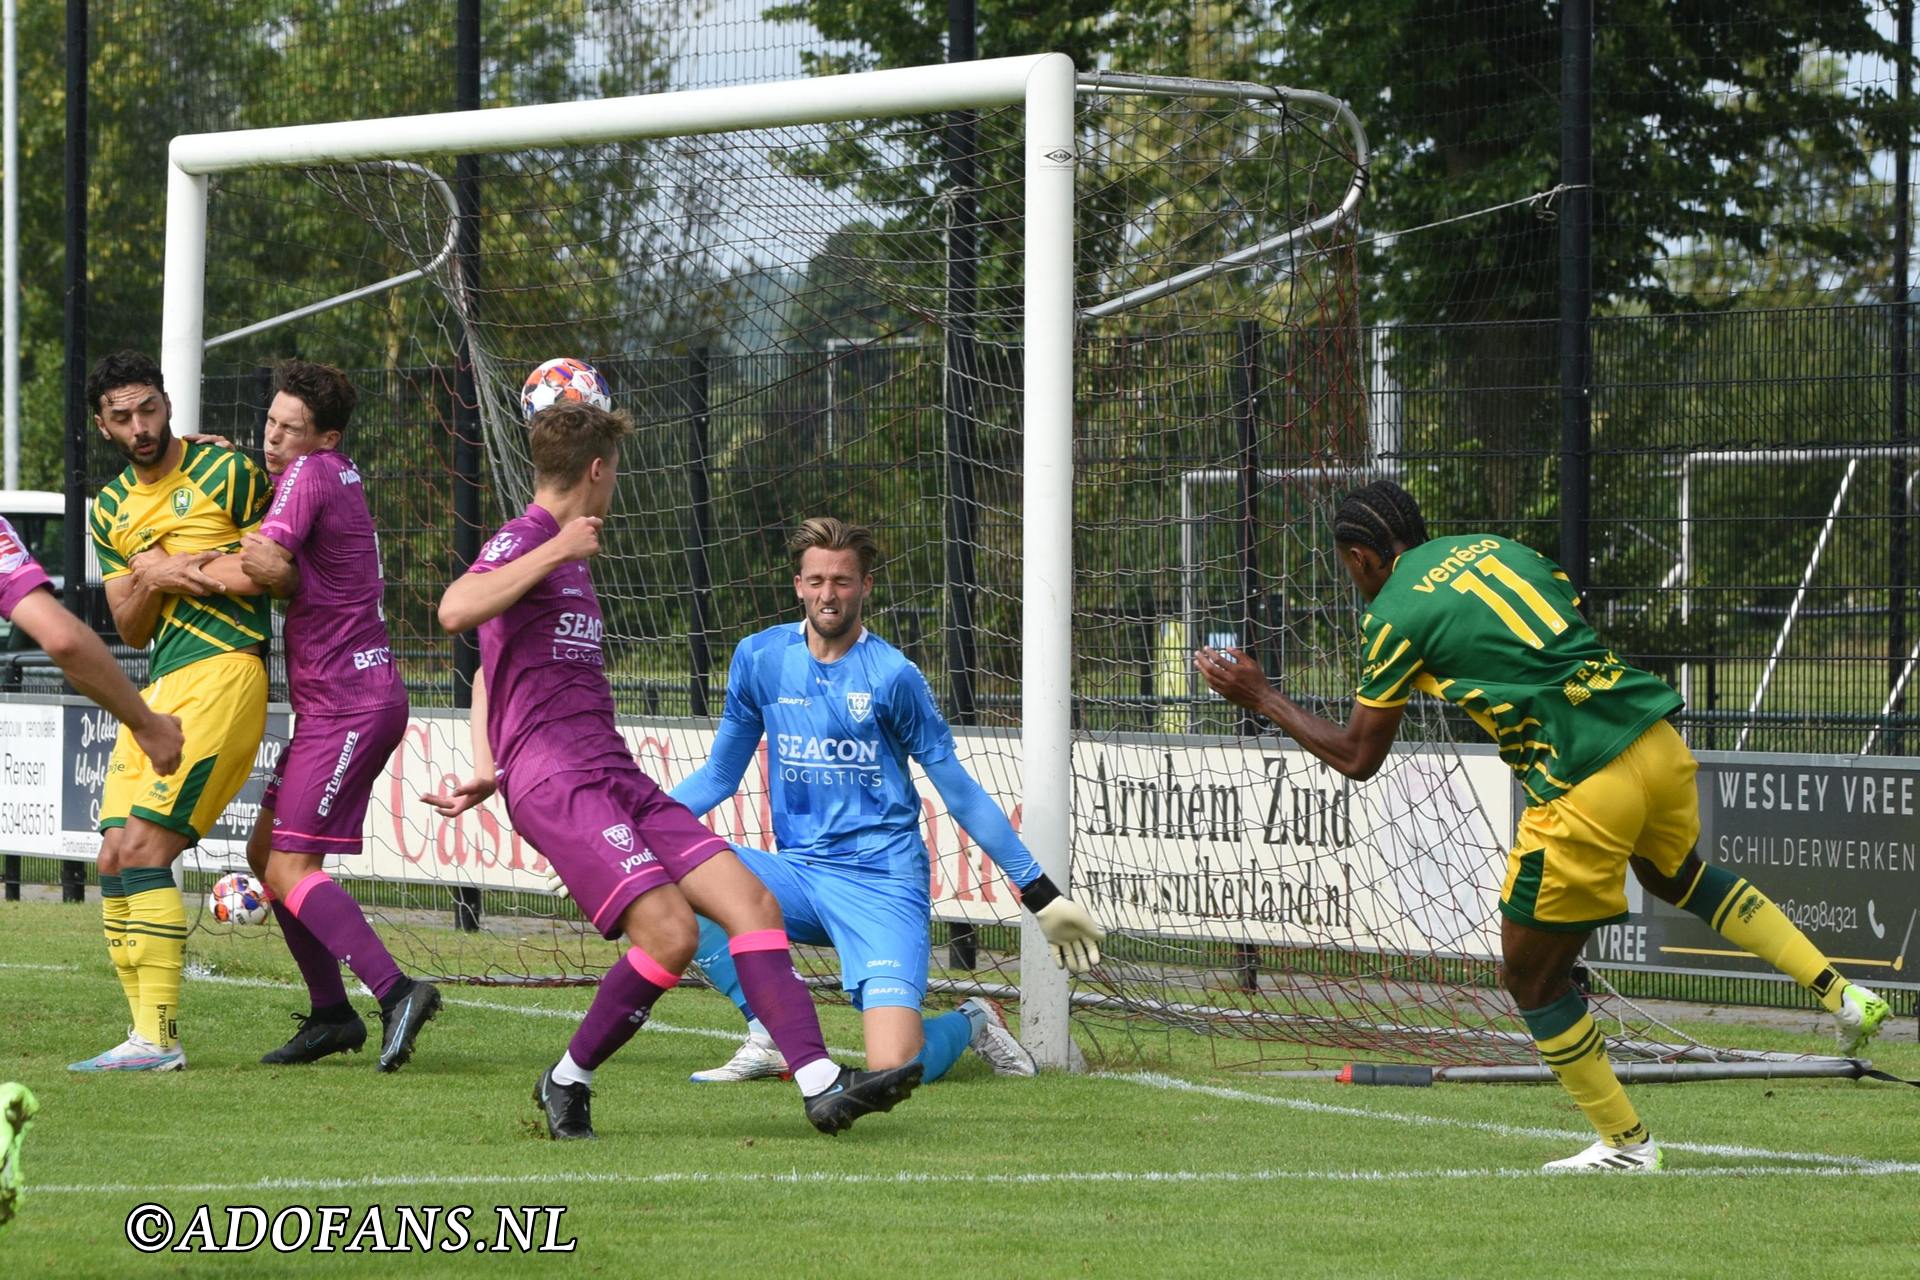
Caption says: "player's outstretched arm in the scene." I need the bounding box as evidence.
[437,516,602,634]
[10,587,184,775]
[669,715,761,818]
[670,637,765,817]
[921,754,1104,972]
[422,670,496,818]
[1193,645,1405,781]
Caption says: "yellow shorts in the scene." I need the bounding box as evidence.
[1500,718,1699,932]
[100,650,268,843]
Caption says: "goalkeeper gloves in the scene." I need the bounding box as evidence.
[1021,873,1103,973]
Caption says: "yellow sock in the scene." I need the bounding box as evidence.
[122,868,188,1048]
[1522,990,1647,1148]
[99,874,141,1028]
[1678,864,1845,1012]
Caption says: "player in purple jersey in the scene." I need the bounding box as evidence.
[427,399,920,1139]
[0,515,183,774]
[233,360,438,1073]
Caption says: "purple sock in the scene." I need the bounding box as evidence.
[729,930,829,1074]
[567,947,678,1070]
[271,901,350,1008]
[284,871,405,1001]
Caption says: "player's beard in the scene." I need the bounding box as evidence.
[806,597,861,642]
[114,420,173,468]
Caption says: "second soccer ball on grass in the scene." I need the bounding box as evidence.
[208,873,270,926]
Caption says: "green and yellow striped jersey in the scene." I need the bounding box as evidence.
[89,440,272,682]
[1354,534,1683,804]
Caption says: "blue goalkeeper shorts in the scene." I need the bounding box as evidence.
[731,842,930,1010]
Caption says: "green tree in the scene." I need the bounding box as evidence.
[1275,0,1905,530]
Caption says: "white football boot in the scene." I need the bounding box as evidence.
[68,1030,186,1073]
[689,1034,788,1083]
[1543,1137,1662,1172]
[960,997,1038,1077]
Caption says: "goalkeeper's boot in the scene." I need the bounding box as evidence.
[959,998,1038,1078]
[375,979,441,1073]
[67,1030,185,1072]
[0,1083,37,1232]
[690,1034,788,1083]
[803,1062,923,1136]
[1834,983,1891,1057]
[1543,1137,1662,1173]
[260,1008,368,1065]
[533,1065,596,1141]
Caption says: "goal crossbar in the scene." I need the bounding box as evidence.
[161,51,1084,1064]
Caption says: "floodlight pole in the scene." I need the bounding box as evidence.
[449,0,484,933]
[1558,0,1593,595]
[59,0,86,906]
[4,0,17,489]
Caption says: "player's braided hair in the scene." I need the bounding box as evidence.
[1333,480,1429,561]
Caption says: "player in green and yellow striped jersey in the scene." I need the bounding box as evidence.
[71,350,287,1074]
[1195,480,1890,1171]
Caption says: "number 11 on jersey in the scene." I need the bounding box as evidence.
[1449,553,1568,648]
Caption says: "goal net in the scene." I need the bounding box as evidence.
[166,56,1793,1073]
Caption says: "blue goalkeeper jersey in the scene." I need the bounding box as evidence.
[722,622,956,874]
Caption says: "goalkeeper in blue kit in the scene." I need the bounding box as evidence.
[674,517,1102,1085]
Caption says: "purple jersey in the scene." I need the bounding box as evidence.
[0,515,53,620]
[257,449,406,715]
[473,504,633,798]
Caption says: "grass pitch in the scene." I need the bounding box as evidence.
[3,898,1917,1278]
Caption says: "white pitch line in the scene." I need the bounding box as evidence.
[32,1161,1920,1197]
[1,960,860,1056]
[1099,1071,1910,1170]
[9,961,1906,1172]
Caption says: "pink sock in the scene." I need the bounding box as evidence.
[271,901,350,1008]
[283,871,405,1001]
[728,930,828,1075]
[567,946,678,1069]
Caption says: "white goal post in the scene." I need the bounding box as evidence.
[161,53,1084,1065]
[159,53,1377,1072]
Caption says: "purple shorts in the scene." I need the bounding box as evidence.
[506,765,728,939]
[263,703,409,856]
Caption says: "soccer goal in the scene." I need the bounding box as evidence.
[160,53,1830,1078]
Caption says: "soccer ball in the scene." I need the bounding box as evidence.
[521,356,612,420]
[208,872,270,926]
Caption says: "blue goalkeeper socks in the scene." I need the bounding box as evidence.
[692,914,754,1023]
[914,1010,973,1084]
[698,911,976,1083]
